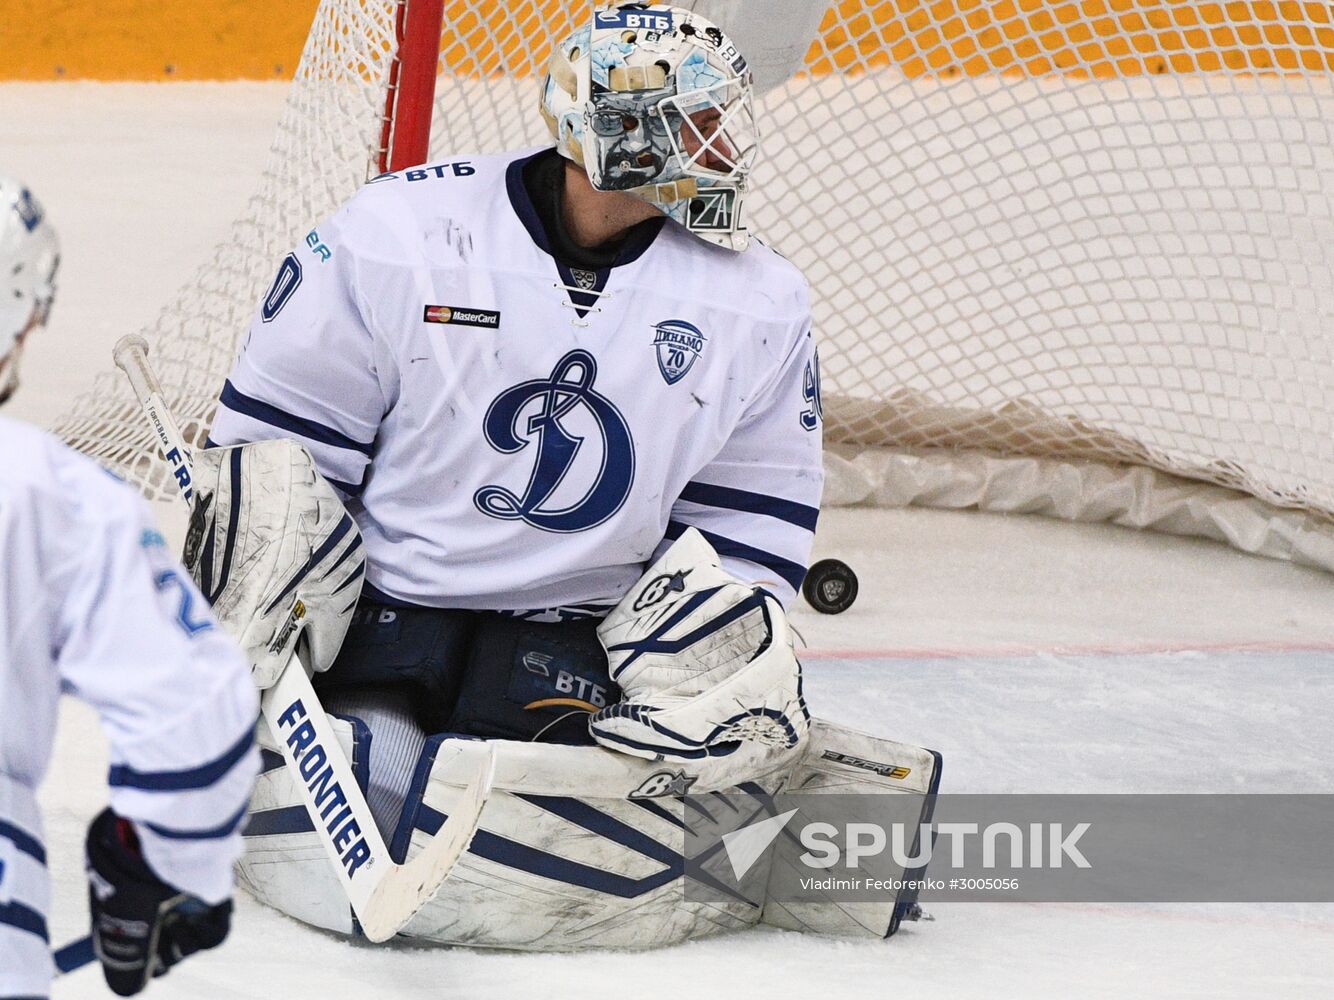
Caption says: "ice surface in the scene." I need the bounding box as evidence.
[3,83,1331,998]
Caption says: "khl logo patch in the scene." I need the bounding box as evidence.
[475,350,635,533]
[652,320,707,385]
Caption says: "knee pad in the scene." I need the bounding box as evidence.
[239,710,374,935]
[446,614,619,744]
[320,603,475,732]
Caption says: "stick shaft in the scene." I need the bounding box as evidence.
[111,336,395,933]
[53,935,95,975]
[111,336,491,941]
[112,336,194,502]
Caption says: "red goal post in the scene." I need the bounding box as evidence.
[378,0,446,174]
[53,0,1334,575]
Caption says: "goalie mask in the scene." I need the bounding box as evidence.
[540,4,758,252]
[0,177,59,406]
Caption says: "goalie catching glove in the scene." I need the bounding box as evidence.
[591,528,810,761]
[183,439,365,688]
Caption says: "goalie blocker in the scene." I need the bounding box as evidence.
[182,437,365,688]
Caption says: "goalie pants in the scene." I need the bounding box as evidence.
[314,595,620,746]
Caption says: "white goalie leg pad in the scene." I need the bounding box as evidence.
[591,528,810,761]
[760,719,943,939]
[399,737,801,950]
[184,439,365,688]
[237,725,803,949]
[237,712,369,935]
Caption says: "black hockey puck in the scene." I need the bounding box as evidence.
[802,559,859,614]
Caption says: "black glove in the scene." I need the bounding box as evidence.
[84,808,233,997]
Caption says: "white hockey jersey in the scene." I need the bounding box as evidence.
[0,416,258,995]
[211,149,823,615]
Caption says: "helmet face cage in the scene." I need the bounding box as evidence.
[542,4,758,251]
[659,77,758,182]
[585,74,757,191]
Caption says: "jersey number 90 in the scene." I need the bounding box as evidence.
[261,254,303,323]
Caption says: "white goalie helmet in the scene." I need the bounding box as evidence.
[0,177,60,406]
[540,3,759,252]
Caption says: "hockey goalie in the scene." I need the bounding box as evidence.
[191,3,941,949]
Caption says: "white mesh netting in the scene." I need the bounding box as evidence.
[53,1,1334,543]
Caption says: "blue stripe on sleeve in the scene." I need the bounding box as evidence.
[219,380,374,456]
[142,800,250,841]
[0,820,46,866]
[108,727,255,792]
[326,476,365,497]
[678,481,819,532]
[664,520,808,592]
[0,900,49,942]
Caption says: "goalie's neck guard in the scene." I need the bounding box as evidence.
[540,3,758,253]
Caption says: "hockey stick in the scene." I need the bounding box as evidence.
[53,935,95,974]
[112,334,493,942]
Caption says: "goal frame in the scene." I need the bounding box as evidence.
[377,0,446,174]
[48,0,1334,583]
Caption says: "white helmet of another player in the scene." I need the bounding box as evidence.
[0,178,60,405]
[540,3,758,252]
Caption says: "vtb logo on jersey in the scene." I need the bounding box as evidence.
[652,320,707,385]
[475,350,635,533]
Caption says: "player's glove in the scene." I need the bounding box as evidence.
[85,808,233,997]
[590,528,810,761]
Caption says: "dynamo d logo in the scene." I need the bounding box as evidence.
[475,350,635,533]
[652,320,707,385]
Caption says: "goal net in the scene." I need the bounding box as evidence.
[53,1,1334,569]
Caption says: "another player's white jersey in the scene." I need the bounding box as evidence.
[0,417,257,994]
[211,148,823,613]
